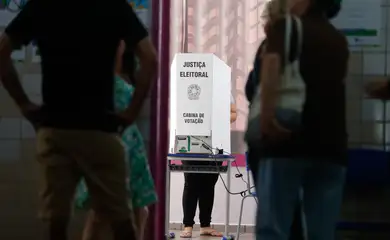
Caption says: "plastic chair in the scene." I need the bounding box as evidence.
[235,152,258,240]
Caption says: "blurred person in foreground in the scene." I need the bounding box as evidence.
[0,1,157,240]
[247,0,348,239]
[76,41,157,240]
[245,1,305,239]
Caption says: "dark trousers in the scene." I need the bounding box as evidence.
[182,161,220,227]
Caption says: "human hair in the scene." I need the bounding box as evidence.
[307,0,341,19]
[261,0,280,22]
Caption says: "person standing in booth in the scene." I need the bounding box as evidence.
[180,95,237,238]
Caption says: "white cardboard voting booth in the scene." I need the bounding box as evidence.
[169,53,231,154]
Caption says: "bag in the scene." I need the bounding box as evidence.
[245,15,305,146]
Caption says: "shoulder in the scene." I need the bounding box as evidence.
[265,16,300,61]
[267,17,299,35]
[3,0,49,47]
[115,2,148,50]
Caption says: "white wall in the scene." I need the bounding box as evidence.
[169,167,257,225]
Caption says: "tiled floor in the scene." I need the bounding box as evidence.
[170,230,254,239]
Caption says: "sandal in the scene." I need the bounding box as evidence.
[200,227,223,237]
[180,227,193,238]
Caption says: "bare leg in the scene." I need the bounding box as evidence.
[134,207,149,240]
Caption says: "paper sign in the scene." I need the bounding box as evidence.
[128,0,150,28]
[0,0,26,27]
[331,0,382,47]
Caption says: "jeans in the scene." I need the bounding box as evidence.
[255,158,346,240]
[248,148,304,240]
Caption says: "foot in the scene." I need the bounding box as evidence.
[200,227,223,237]
[180,227,193,238]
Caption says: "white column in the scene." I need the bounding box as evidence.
[170,0,179,55]
[195,0,203,52]
[182,0,189,52]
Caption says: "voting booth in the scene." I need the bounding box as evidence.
[169,53,231,154]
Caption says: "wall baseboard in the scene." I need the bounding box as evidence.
[169,222,255,233]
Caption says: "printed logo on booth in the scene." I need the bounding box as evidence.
[187,84,201,100]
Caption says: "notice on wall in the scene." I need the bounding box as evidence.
[331,0,382,47]
[175,55,213,136]
[0,0,26,27]
[128,0,149,29]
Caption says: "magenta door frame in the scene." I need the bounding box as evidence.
[149,0,170,239]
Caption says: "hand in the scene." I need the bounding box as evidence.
[261,118,292,141]
[116,110,136,133]
[365,78,390,99]
[19,102,42,129]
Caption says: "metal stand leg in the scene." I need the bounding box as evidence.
[225,162,231,236]
[165,165,171,236]
[236,195,249,240]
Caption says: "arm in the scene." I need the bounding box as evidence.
[119,3,158,120]
[260,18,297,124]
[365,77,390,99]
[0,34,29,107]
[230,103,237,123]
[0,1,40,108]
[259,53,280,122]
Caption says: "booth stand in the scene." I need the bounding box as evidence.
[166,154,235,237]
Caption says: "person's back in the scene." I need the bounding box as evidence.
[299,15,348,164]
[31,1,144,130]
